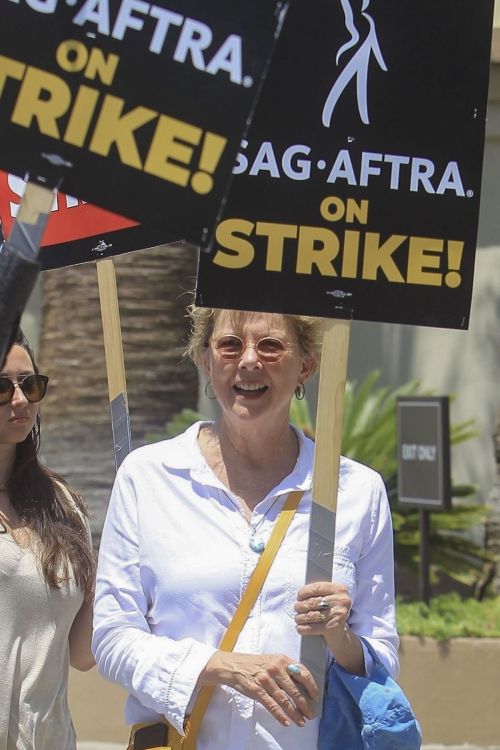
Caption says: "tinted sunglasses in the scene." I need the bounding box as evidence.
[212,335,290,363]
[0,374,49,406]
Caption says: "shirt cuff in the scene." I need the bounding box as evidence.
[164,641,218,734]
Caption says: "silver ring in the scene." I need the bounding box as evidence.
[317,596,330,611]
[286,663,301,677]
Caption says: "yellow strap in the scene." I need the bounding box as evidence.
[181,490,303,750]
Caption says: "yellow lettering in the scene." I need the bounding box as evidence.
[144,115,201,187]
[64,85,100,146]
[407,237,443,285]
[56,40,88,73]
[85,47,119,86]
[256,222,298,272]
[0,55,25,97]
[320,196,344,222]
[346,198,368,224]
[296,226,339,276]
[12,66,70,138]
[213,219,255,269]
[320,196,369,224]
[341,230,360,278]
[362,233,406,282]
[89,94,157,169]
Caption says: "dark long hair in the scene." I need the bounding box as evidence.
[3,331,95,598]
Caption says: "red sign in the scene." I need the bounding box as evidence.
[0,171,168,269]
[0,171,136,243]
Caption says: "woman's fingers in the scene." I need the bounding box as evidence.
[204,652,318,727]
[294,582,352,635]
[253,656,318,725]
[277,673,318,719]
[254,670,309,726]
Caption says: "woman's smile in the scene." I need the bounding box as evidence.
[232,382,269,398]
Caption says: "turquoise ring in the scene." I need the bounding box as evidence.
[286,663,301,677]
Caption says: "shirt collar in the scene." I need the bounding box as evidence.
[158,420,314,494]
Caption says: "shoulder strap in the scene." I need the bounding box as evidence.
[181,490,304,749]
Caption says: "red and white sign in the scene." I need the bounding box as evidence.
[0,171,168,269]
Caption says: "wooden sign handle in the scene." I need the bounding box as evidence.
[96,258,127,403]
[300,317,351,712]
[312,317,351,511]
[96,258,131,469]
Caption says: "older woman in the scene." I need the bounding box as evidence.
[0,331,95,750]
[92,308,399,750]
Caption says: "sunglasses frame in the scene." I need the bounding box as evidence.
[0,373,49,405]
[212,334,291,363]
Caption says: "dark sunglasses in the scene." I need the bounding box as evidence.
[212,335,290,363]
[0,374,49,406]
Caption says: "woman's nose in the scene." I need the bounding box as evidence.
[239,343,260,368]
[11,383,28,405]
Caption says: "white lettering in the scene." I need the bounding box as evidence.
[437,161,465,196]
[282,144,311,180]
[249,142,280,178]
[360,152,382,186]
[402,443,417,460]
[402,443,437,461]
[206,34,242,84]
[173,18,212,70]
[417,445,437,461]
[73,0,110,34]
[410,158,435,193]
[384,154,410,190]
[233,139,248,175]
[26,0,58,12]
[231,141,467,195]
[71,1,245,85]
[112,0,148,40]
[327,149,357,185]
[148,6,182,54]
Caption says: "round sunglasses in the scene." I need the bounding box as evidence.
[212,335,291,363]
[0,373,49,406]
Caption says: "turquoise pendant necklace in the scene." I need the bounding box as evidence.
[249,532,266,555]
[221,490,282,555]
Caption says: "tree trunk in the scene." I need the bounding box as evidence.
[38,243,199,546]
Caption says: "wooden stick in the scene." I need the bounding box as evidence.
[313,318,351,511]
[96,258,131,469]
[300,317,351,712]
[15,183,55,230]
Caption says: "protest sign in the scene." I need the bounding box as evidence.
[0,169,167,268]
[196,0,495,328]
[0,0,286,246]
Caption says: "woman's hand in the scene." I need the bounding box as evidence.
[294,581,365,676]
[199,651,319,727]
[294,581,351,639]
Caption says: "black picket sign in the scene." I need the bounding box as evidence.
[0,0,286,247]
[196,0,494,328]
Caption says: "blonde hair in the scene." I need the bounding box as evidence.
[185,305,323,370]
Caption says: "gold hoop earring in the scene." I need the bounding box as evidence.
[295,384,305,401]
[204,381,216,400]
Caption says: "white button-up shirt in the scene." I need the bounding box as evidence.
[92,422,399,750]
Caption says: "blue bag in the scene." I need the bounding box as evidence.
[319,639,422,750]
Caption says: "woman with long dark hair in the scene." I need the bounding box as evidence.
[0,330,95,750]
